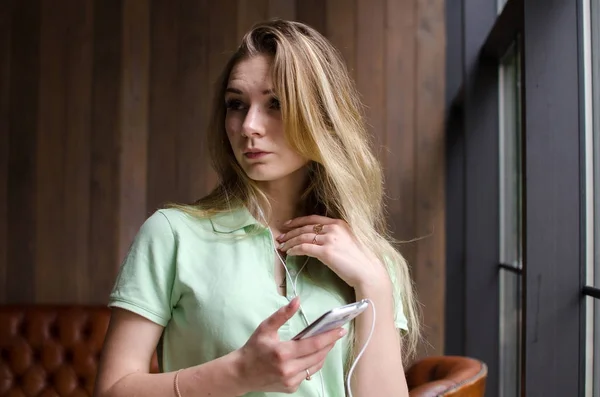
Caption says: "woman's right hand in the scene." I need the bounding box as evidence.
[234,298,347,394]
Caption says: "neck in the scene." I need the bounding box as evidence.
[257,168,308,231]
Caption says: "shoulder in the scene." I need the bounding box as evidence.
[136,206,260,246]
[151,207,214,234]
[130,208,212,248]
[150,206,259,236]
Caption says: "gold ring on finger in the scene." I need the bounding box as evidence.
[313,224,324,234]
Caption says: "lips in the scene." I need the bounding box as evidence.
[244,150,270,159]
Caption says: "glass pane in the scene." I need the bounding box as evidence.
[589,0,600,394]
[499,270,522,397]
[593,0,600,292]
[592,0,600,393]
[499,43,522,269]
[595,297,599,397]
[498,41,522,397]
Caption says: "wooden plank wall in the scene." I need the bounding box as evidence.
[0,0,445,358]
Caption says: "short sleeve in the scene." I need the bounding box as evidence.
[108,210,177,327]
[393,293,409,331]
[385,258,409,331]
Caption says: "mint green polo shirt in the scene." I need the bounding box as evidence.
[108,207,407,396]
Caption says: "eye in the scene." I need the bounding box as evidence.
[225,99,246,111]
[268,97,281,110]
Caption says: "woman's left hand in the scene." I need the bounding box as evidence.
[276,215,387,289]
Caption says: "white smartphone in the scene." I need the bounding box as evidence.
[292,299,369,340]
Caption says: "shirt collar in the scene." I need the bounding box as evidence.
[209,206,263,234]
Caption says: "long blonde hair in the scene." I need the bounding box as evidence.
[172,19,420,362]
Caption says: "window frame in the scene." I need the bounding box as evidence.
[445,0,592,396]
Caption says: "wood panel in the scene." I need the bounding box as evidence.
[326,0,356,80]
[178,0,210,204]
[90,0,122,304]
[205,0,238,193]
[0,0,13,303]
[296,0,327,34]
[268,0,296,20]
[148,0,179,213]
[238,0,269,38]
[356,0,386,161]
[0,0,447,358]
[119,0,150,260]
[64,0,93,302]
[414,0,446,358]
[7,0,39,303]
[385,0,418,320]
[36,0,68,302]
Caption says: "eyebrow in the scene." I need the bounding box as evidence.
[225,87,275,95]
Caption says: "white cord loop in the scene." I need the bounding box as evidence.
[260,208,375,397]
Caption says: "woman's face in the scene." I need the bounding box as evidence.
[224,55,308,183]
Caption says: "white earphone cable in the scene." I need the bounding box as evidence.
[345,299,376,397]
[260,208,375,397]
[268,227,325,396]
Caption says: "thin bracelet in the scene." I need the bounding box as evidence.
[174,369,183,397]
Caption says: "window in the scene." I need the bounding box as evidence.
[498,41,522,397]
[587,0,600,395]
[591,0,600,292]
[446,0,586,395]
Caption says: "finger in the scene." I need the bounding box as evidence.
[289,357,328,385]
[279,232,325,252]
[261,297,301,332]
[276,225,317,243]
[290,327,346,357]
[305,360,327,381]
[283,215,337,229]
[287,242,324,258]
[278,358,326,394]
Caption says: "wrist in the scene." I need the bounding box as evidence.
[227,349,251,396]
[355,266,392,295]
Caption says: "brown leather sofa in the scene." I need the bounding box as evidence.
[0,306,486,396]
[406,356,487,397]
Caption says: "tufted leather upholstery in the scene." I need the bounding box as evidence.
[1,306,486,397]
[0,306,158,397]
[406,356,487,397]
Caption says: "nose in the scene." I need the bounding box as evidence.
[241,106,266,137]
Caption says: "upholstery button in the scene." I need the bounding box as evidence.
[17,320,27,338]
[58,311,87,347]
[77,375,88,393]
[29,314,55,347]
[82,323,92,339]
[49,323,60,340]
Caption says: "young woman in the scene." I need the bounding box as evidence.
[94,19,420,397]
